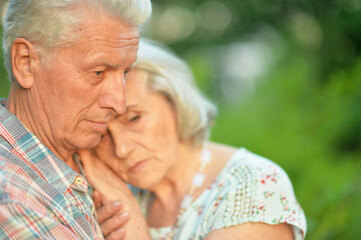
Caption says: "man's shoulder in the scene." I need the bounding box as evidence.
[0,133,12,153]
[0,134,20,168]
[0,142,46,206]
[0,136,15,174]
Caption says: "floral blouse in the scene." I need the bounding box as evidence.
[132,148,307,240]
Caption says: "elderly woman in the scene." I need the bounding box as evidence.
[79,40,306,240]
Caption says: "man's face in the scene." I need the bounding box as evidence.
[31,12,139,152]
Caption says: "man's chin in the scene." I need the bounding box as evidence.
[69,133,102,150]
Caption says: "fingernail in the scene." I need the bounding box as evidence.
[119,211,130,219]
[113,201,122,208]
[116,228,126,237]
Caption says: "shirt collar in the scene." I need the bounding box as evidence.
[0,104,87,194]
[0,99,6,106]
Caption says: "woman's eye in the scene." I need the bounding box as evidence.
[129,115,140,122]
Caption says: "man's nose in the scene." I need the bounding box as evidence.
[98,72,126,115]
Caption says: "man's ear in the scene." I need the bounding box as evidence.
[11,38,40,89]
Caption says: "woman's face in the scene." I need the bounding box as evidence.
[94,69,180,189]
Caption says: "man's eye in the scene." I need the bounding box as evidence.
[124,71,129,80]
[95,71,103,76]
[100,131,109,139]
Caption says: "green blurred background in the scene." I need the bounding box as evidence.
[1,0,361,239]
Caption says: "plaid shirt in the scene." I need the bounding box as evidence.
[0,101,103,239]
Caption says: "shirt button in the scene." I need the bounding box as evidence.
[75,176,84,185]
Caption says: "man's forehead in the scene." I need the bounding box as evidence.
[76,20,139,45]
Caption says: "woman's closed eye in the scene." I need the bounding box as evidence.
[129,115,141,122]
[116,111,143,127]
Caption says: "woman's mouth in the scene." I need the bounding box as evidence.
[129,159,149,173]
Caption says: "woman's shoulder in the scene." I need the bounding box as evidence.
[207,144,299,207]
[209,142,286,173]
[207,145,306,239]
[216,146,292,187]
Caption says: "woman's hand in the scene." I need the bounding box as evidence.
[93,190,130,240]
[77,149,151,240]
[77,149,134,201]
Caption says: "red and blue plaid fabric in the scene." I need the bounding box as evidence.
[0,102,103,239]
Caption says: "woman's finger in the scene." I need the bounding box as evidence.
[102,212,131,236]
[93,190,103,209]
[106,228,126,240]
[97,200,124,223]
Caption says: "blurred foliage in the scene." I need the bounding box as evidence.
[145,0,361,239]
[1,0,361,239]
[0,27,9,97]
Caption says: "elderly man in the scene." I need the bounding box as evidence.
[0,0,151,239]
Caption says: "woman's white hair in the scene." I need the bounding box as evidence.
[2,0,152,82]
[135,39,217,147]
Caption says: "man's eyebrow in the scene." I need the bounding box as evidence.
[91,59,119,69]
[90,60,136,70]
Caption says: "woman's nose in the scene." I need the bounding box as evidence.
[114,139,135,159]
[108,121,135,159]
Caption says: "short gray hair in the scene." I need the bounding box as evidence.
[2,0,152,82]
[135,39,217,147]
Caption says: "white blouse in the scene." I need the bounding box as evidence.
[133,148,307,240]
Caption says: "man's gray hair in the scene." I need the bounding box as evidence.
[135,39,217,147]
[2,0,152,82]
